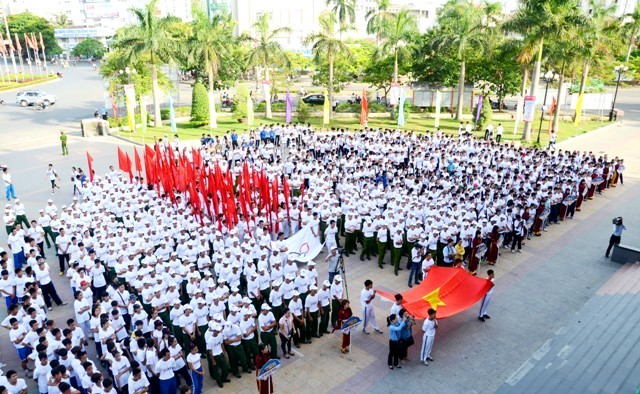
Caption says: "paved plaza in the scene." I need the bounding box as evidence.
[0,66,639,393]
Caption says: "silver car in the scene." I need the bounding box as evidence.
[16,90,57,107]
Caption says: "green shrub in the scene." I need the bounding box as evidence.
[473,95,492,131]
[191,82,209,122]
[233,87,249,119]
[296,100,310,123]
[255,102,287,112]
[393,100,412,121]
[160,108,170,121]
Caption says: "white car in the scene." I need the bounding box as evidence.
[16,90,57,107]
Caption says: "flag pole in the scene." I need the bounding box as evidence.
[32,33,43,78]
[23,33,33,79]
[2,12,18,82]
[38,32,47,76]
[14,34,24,82]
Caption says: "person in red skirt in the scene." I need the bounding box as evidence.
[576,179,587,212]
[335,299,353,353]
[255,343,274,394]
[486,226,500,265]
[468,230,483,275]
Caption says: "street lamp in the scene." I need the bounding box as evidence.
[118,67,136,83]
[536,70,558,145]
[609,64,628,121]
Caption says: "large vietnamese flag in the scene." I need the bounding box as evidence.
[378,267,493,319]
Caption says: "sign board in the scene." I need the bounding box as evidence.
[523,95,536,122]
[340,316,362,334]
[257,359,281,381]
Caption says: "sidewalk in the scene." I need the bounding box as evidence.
[0,131,637,393]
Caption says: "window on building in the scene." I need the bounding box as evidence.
[421,10,429,18]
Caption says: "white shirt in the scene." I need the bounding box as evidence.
[360,287,374,309]
[155,358,175,380]
[422,318,437,336]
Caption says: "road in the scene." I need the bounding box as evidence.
[0,65,105,153]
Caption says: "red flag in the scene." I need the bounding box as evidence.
[377,267,493,319]
[134,147,142,175]
[23,33,32,50]
[360,88,368,125]
[7,34,15,51]
[0,33,6,54]
[86,152,94,182]
[117,147,127,172]
[272,177,279,233]
[144,145,156,184]
[39,32,45,51]
[283,176,291,225]
[31,33,38,51]
[125,153,133,182]
[14,33,21,52]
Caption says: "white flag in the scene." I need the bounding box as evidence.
[279,225,324,263]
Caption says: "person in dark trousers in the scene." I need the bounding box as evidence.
[606,217,626,258]
[386,313,409,370]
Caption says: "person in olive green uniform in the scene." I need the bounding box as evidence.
[60,131,69,155]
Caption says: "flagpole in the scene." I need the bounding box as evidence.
[2,10,18,82]
[24,34,33,79]
[14,34,24,82]
[39,32,47,76]
[32,34,43,78]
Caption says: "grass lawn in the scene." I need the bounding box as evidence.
[110,112,608,147]
[0,74,59,91]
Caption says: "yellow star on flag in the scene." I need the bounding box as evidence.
[422,287,446,310]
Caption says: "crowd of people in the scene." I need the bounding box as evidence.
[0,123,624,394]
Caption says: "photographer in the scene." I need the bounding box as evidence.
[325,246,340,284]
[606,217,627,258]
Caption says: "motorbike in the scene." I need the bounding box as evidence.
[34,101,49,110]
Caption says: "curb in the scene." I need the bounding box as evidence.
[557,121,621,147]
[106,132,145,146]
[0,76,61,94]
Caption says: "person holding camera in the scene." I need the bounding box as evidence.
[408,243,424,288]
[606,217,627,258]
[386,313,409,369]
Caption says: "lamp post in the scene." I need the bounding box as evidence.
[536,70,557,145]
[609,64,628,121]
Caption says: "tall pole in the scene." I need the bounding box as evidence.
[536,80,550,145]
[1,2,18,81]
[609,71,622,121]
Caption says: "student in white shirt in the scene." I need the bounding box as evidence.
[155,348,177,394]
[420,308,438,365]
[360,279,382,335]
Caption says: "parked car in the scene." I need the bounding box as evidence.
[302,94,326,105]
[16,90,57,107]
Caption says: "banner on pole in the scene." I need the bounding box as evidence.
[397,89,406,126]
[124,84,136,132]
[513,94,524,135]
[434,90,442,128]
[523,95,536,122]
[285,90,292,123]
[208,91,218,129]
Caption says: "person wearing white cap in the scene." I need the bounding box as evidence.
[330,275,344,328]
[223,319,250,378]
[205,323,230,388]
[304,285,321,342]
[239,310,259,370]
[318,280,332,335]
[288,291,306,347]
[258,303,279,359]
[12,199,30,230]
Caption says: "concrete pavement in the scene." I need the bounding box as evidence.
[0,67,638,393]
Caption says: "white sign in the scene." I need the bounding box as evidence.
[523,95,536,122]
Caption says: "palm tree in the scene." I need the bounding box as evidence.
[365,0,391,47]
[187,12,231,102]
[503,0,584,140]
[117,0,175,127]
[54,14,72,28]
[623,3,640,63]
[573,1,618,119]
[327,0,356,30]
[245,14,292,119]
[304,12,351,120]
[432,0,493,121]
[378,8,417,85]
